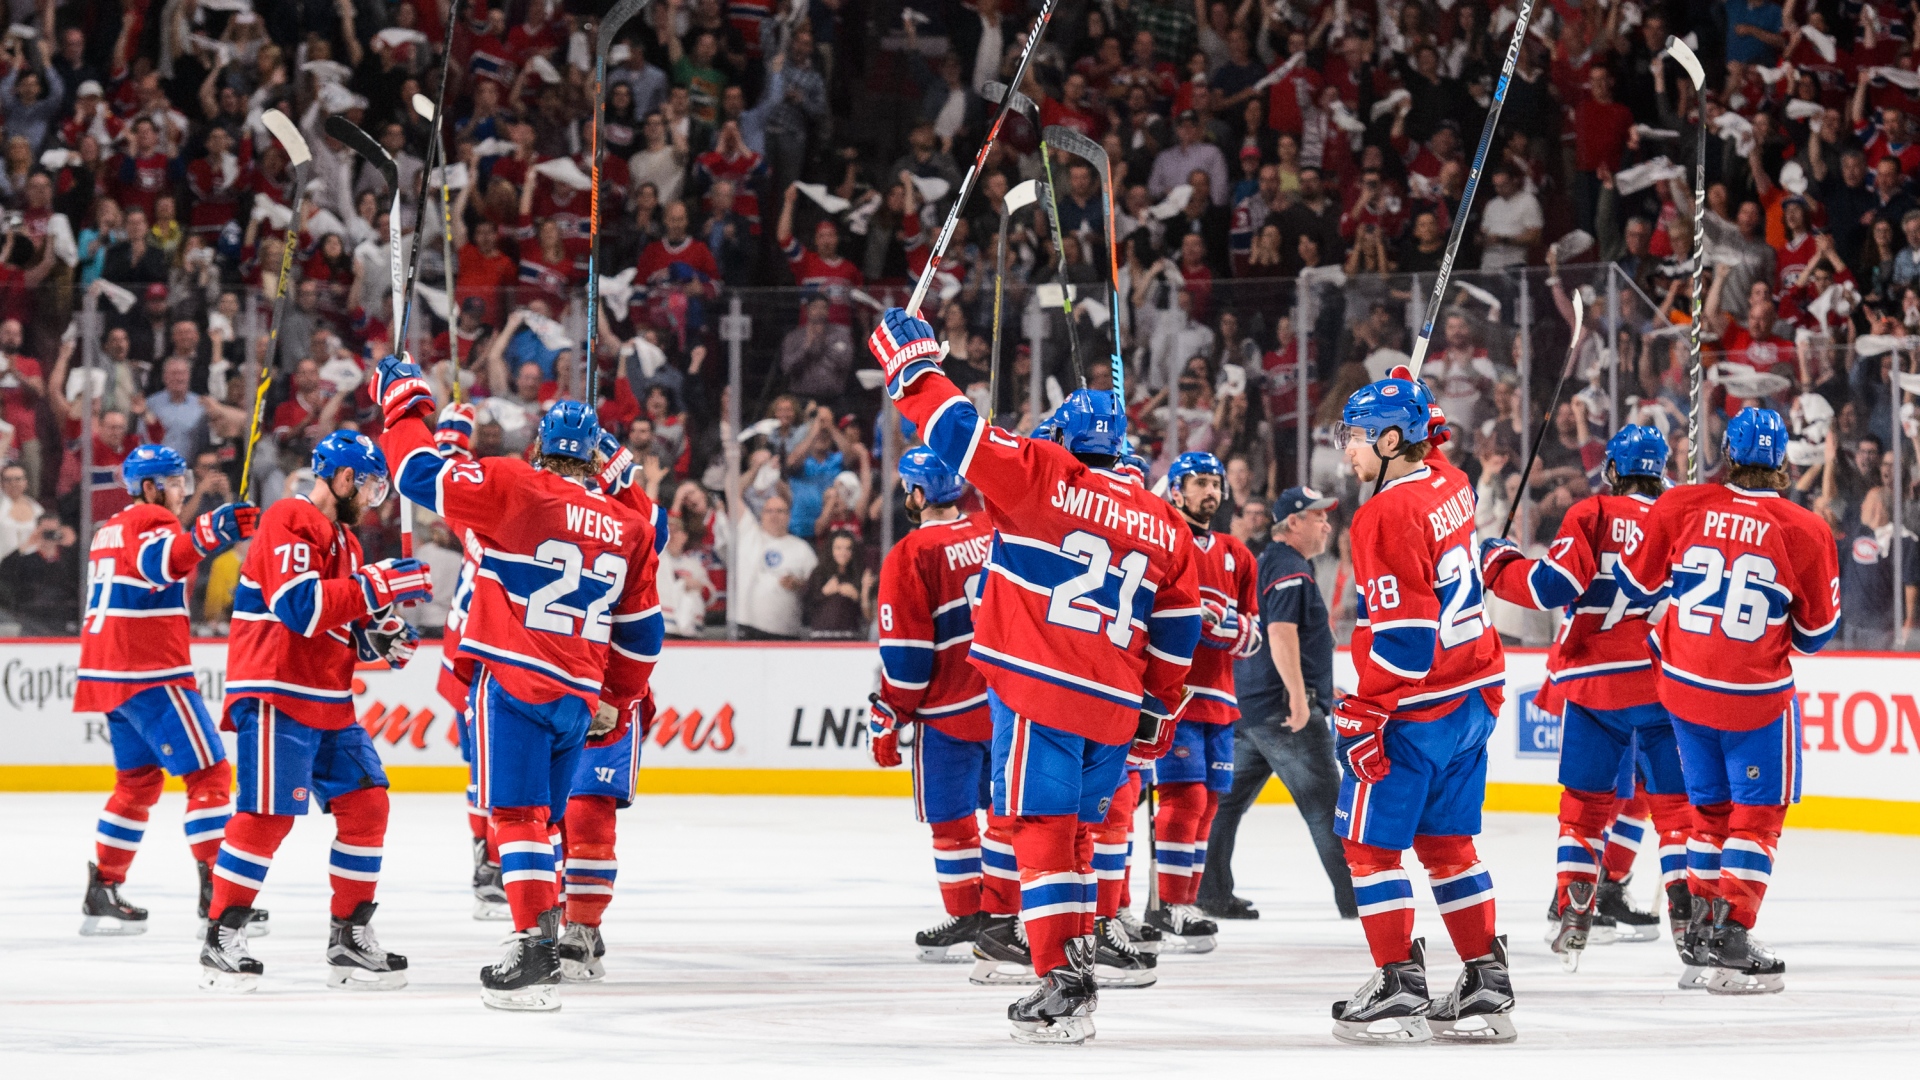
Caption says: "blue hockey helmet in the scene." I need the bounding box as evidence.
[1725,407,1787,469]
[1338,376,1432,448]
[312,430,390,506]
[539,400,600,461]
[899,445,964,504]
[1167,450,1224,491]
[1056,389,1127,457]
[121,443,190,496]
[1605,424,1669,479]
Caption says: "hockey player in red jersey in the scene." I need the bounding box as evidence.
[1481,425,1691,970]
[1147,451,1261,953]
[865,446,1024,974]
[202,431,428,994]
[871,307,1202,1045]
[372,358,663,1011]
[76,445,256,936]
[1617,408,1839,995]
[1329,373,1514,1045]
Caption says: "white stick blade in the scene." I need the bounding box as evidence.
[411,93,436,121]
[1572,293,1585,344]
[262,109,311,166]
[1006,180,1040,212]
[1665,35,1707,89]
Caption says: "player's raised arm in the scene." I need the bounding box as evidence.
[1481,499,1600,611]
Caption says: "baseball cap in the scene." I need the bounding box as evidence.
[77,80,104,98]
[1175,109,1200,125]
[1273,485,1337,520]
[144,283,169,300]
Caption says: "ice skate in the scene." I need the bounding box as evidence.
[1429,935,1518,1043]
[326,901,409,990]
[969,914,1040,986]
[1143,903,1217,954]
[480,906,563,1011]
[471,841,510,921]
[1543,890,1616,946]
[196,861,270,936]
[80,862,148,936]
[914,911,985,963]
[1546,880,1596,972]
[1596,876,1661,942]
[558,922,607,982]
[1115,908,1162,955]
[1705,900,1785,995]
[1008,936,1097,1045]
[1331,937,1432,1045]
[198,906,263,993]
[1092,916,1157,988]
[1675,895,1716,990]
[1199,894,1259,920]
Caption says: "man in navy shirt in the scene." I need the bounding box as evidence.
[1197,488,1357,920]
[1839,487,1919,649]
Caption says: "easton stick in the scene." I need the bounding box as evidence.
[1042,125,1124,396]
[983,80,1084,385]
[989,179,1042,427]
[396,0,465,347]
[1500,299,1585,538]
[413,93,462,402]
[585,0,656,405]
[238,109,312,503]
[1406,0,1537,378]
[1666,34,1709,483]
[904,0,1060,317]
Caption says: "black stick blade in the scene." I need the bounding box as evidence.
[325,114,398,188]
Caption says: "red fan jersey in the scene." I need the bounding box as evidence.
[1185,527,1259,724]
[227,497,377,729]
[75,502,202,713]
[1617,483,1840,730]
[1484,493,1662,710]
[877,514,994,742]
[384,416,663,714]
[894,373,1203,745]
[1348,458,1506,721]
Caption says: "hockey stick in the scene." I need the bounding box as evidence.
[397,0,466,348]
[989,179,1042,427]
[586,0,656,407]
[1044,125,1123,397]
[983,81,1085,385]
[904,0,1060,318]
[1406,0,1537,378]
[1144,774,1161,914]
[1500,299,1584,538]
[1667,35,1709,484]
[414,94,462,403]
[239,109,312,504]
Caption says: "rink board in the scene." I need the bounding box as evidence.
[2,641,1917,833]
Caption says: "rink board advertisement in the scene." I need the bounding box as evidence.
[2,642,1918,833]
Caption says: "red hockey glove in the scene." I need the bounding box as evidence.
[867,694,902,768]
[356,557,433,611]
[1130,693,1180,761]
[868,308,942,399]
[1333,696,1392,784]
[374,354,435,428]
[1230,613,1264,658]
[595,428,635,493]
[436,402,476,457]
[190,501,258,557]
[367,608,419,669]
[1478,536,1522,579]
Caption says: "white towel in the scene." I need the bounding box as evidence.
[794,182,850,214]
[533,157,594,191]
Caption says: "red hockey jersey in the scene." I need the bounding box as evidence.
[877,513,994,742]
[228,497,377,729]
[385,416,663,714]
[436,535,481,714]
[76,502,202,713]
[1484,493,1662,710]
[895,372,1202,745]
[1617,483,1840,729]
[1185,527,1259,724]
[1348,458,1506,721]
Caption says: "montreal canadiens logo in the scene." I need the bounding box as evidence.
[1381,385,1399,396]
[1853,537,1880,564]
[293,787,310,802]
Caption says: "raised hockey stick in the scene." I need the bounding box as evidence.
[989,179,1042,427]
[586,0,656,407]
[904,0,1060,318]
[1044,125,1123,397]
[983,81,1085,385]
[397,0,466,348]
[239,109,311,504]
[1667,35,1709,484]
[414,93,462,403]
[1406,0,1537,379]
[1500,299,1584,538]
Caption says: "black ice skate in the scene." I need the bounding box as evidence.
[1331,937,1432,1045]
[196,861,270,936]
[481,905,563,1011]
[1596,876,1661,942]
[1092,916,1157,988]
[1008,935,1098,1045]
[1199,894,1260,920]
[1675,895,1716,991]
[558,922,607,982]
[1115,909,1162,955]
[1429,935,1518,1044]
[80,861,148,937]
[1704,899,1785,995]
[1546,880,1597,972]
[969,914,1040,986]
[1665,881,1693,941]
[915,911,986,963]
[198,906,263,993]
[1543,889,1617,946]
[471,838,509,921]
[1143,903,1217,954]
[326,901,409,990]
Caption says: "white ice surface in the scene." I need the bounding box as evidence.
[2,794,1917,1078]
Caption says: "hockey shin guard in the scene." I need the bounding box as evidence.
[1091,774,1139,917]
[927,815,984,916]
[1153,781,1207,905]
[1645,792,1693,915]
[1688,801,1731,905]
[981,813,1021,915]
[493,805,557,931]
[1720,803,1787,929]
[181,760,233,866]
[550,822,566,902]
[1343,839,1415,967]
[1555,788,1613,907]
[1602,791,1651,882]
[1074,822,1097,937]
[1010,814,1093,976]
[210,811,294,918]
[563,795,619,927]
[1191,789,1220,899]
[95,766,165,884]
[1413,834,1497,963]
[327,786,388,919]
